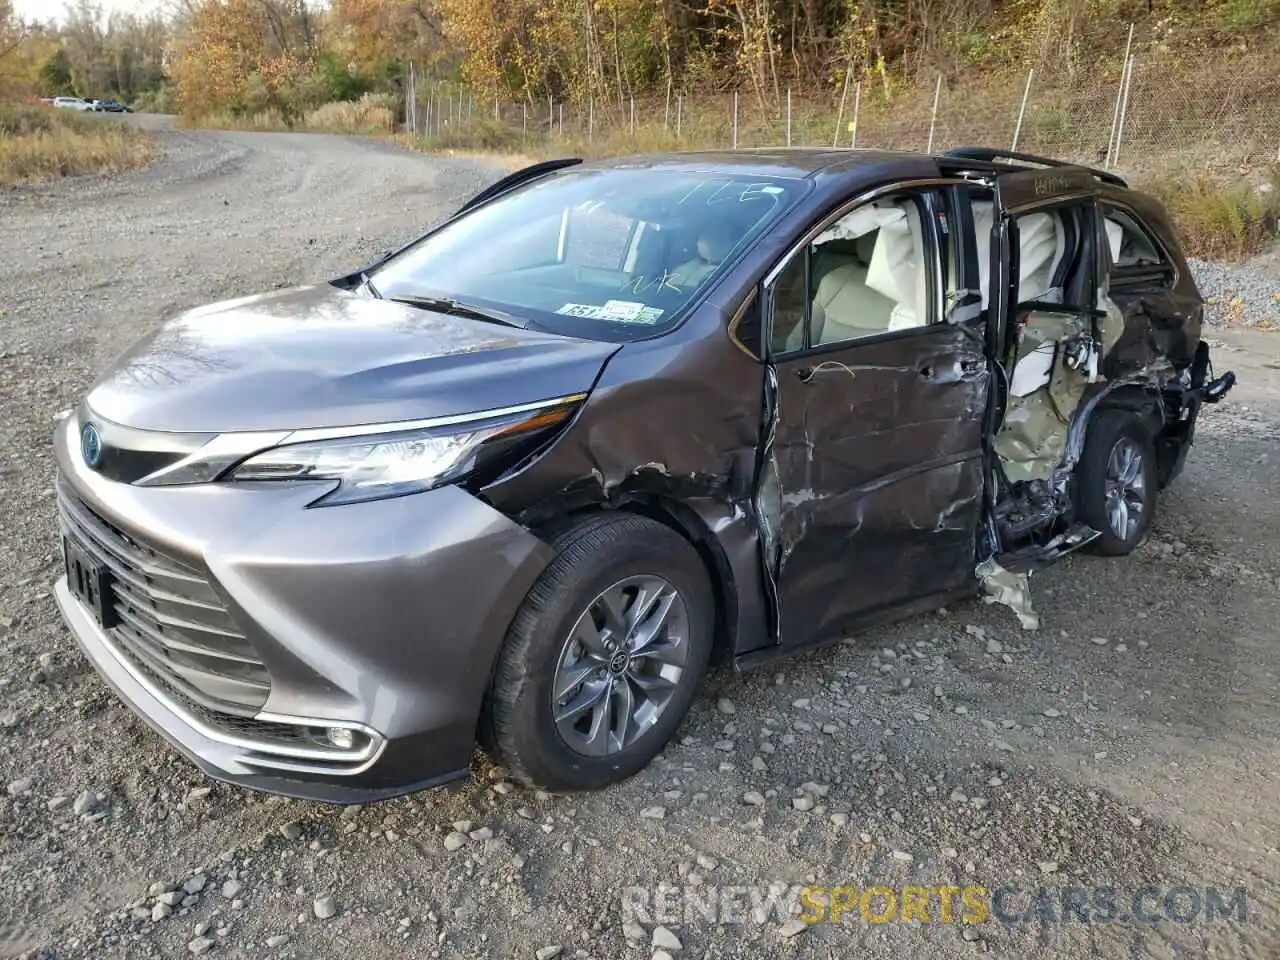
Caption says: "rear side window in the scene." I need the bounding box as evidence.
[1102,208,1165,269]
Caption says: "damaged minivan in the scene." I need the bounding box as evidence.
[54,147,1234,801]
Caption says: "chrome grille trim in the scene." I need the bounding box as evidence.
[55,475,385,775]
[55,477,270,713]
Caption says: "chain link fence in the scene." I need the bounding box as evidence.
[404,27,1280,175]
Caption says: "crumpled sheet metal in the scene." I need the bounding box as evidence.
[976,557,1039,630]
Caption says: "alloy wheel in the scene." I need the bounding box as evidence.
[551,575,690,757]
[1104,436,1147,542]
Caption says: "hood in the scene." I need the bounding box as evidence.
[85,284,620,433]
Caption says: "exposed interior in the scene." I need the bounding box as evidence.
[967,189,1128,551]
[772,195,932,352]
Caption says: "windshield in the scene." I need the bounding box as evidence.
[369,167,804,342]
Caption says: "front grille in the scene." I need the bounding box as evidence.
[55,478,270,714]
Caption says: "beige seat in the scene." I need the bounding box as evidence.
[669,224,735,288]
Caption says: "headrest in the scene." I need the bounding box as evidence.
[696,224,736,264]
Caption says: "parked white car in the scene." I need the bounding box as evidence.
[51,97,97,112]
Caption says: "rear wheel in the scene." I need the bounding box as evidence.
[483,513,714,792]
[1075,409,1158,556]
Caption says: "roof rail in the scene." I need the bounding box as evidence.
[940,147,1128,188]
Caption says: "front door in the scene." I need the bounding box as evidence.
[758,183,991,646]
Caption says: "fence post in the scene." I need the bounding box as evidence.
[629,97,635,137]
[665,76,672,130]
[850,81,860,148]
[926,74,942,153]
[1106,23,1135,167]
[589,99,594,145]
[548,94,553,137]
[833,66,852,147]
[522,102,527,139]
[1113,55,1136,167]
[786,88,792,146]
[676,94,682,140]
[406,61,416,134]
[559,102,564,136]
[1011,68,1034,151]
[732,91,739,149]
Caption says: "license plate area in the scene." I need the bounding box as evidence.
[64,536,119,629]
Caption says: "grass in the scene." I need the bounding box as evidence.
[183,94,397,136]
[1141,166,1280,262]
[0,104,153,186]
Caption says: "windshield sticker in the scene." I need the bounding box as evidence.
[555,302,666,324]
[556,303,607,318]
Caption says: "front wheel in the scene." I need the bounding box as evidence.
[482,513,714,792]
[1075,409,1158,556]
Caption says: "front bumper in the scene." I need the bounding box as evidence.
[53,415,555,803]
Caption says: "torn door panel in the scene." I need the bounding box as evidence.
[762,322,990,643]
[994,291,1126,485]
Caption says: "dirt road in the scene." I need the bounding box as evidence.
[1,122,1278,960]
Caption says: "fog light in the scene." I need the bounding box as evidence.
[326,727,355,750]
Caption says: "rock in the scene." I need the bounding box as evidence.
[151,902,172,922]
[622,920,647,943]
[72,791,103,817]
[750,755,767,772]
[743,791,766,806]
[221,879,242,898]
[1090,637,1109,646]
[468,826,494,841]
[266,934,291,948]
[985,638,1003,655]
[6,777,32,796]
[779,917,809,938]
[961,925,981,942]
[313,895,338,920]
[639,806,666,820]
[278,821,303,840]
[890,850,913,862]
[535,947,563,960]
[652,953,675,960]
[1038,861,1059,874]
[1043,708,1061,718]
[651,925,683,951]
[188,937,215,955]
[716,697,735,715]
[1114,643,1129,653]
[792,795,815,812]
[492,781,516,795]
[830,813,848,827]
[443,832,468,851]
[157,891,184,907]
[791,698,810,710]
[183,875,207,894]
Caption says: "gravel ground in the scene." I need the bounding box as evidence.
[1,121,1279,960]
[1191,255,1280,329]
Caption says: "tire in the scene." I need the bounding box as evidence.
[1075,408,1158,556]
[482,512,715,792]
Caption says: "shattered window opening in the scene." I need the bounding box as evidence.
[1102,206,1168,272]
[768,190,946,355]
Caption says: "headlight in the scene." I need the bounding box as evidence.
[224,399,580,506]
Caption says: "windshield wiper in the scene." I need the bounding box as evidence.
[386,294,527,329]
